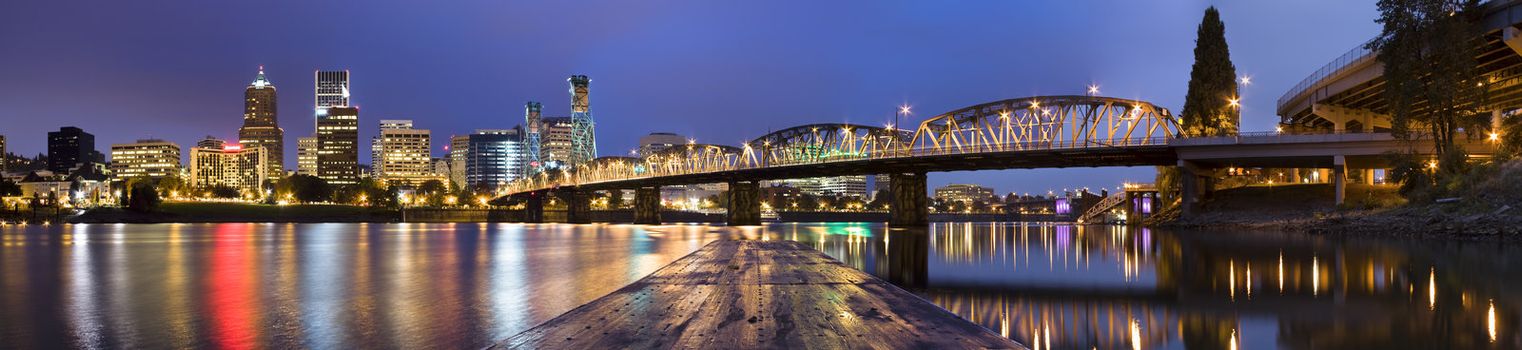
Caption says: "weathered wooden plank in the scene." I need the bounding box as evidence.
[493,240,1025,349]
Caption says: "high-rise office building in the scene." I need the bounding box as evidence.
[188,137,268,194]
[819,175,868,198]
[431,157,451,183]
[523,101,543,173]
[238,66,284,178]
[314,70,350,113]
[567,75,597,166]
[316,106,360,185]
[296,137,318,176]
[934,184,996,204]
[538,117,575,168]
[47,126,98,174]
[637,132,687,157]
[110,139,181,180]
[371,120,437,187]
[449,135,469,188]
[465,128,526,190]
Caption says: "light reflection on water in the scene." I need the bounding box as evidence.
[755,222,1522,350]
[1,222,1518,349]
[0,223,722,349]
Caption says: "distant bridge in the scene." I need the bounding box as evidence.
[503,95,1496,226]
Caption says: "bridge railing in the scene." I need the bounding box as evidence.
[1277,39,1377,112]
[504,136,1174,194]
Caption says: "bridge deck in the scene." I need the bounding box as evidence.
[492,240,1023,349]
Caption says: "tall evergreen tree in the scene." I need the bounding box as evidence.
[1180,7,1239,137]
[1368,0,1487,156]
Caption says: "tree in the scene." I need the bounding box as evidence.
[867,189,892,211]
[0,178,19,197]
[155,176,188,198]
[607,189,625,209]
[1180,7,1240,137]
[1369,0,1487,157]
[207,185,240,199]
[279,175,330,203]
[127,182,160,212]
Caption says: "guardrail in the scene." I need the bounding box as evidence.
[1277,39,1377,111]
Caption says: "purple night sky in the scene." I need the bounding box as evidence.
[0,0,1376,194]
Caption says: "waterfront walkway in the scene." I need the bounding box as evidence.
[493,239,1023,349]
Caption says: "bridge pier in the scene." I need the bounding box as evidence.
[524,192,544,223]
[727,180,761,226]
[562,189,591,224]
[1333,155,1346,206]
[889,172,928,227]
[634,186,661,224]
[1178,160,1210,218]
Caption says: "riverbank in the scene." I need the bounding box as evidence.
[70,202,400,223]
[1153,182,1522,241]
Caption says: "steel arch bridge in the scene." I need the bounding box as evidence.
[504,95,1179,194]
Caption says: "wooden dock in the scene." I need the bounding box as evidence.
[493,240,1024,349]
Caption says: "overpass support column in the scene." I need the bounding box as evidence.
[1178,160,1209,218]
[889,172,929,227]
[727,181,761,226]
[564,189,591,224]
[524,192,544,223]
[1333,155,1347,206]
[634,186,661,225]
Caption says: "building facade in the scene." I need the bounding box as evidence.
[47,126,98,174]
[316,106,360,185]
[537,116,576,169]
[188,137,268,194]
[818,175,868,198]
[296,137,318,176]
[371,119,438,187]
[314,70,350,114]
[449,135,469,188]
[109,139,181,180]
[238,66,284,178]
[637,132,686,157]
[465,129,526,191]
[934,184,996,204]
[0,134,6,173]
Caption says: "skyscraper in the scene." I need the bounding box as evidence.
[239,66,284,178]
[538,117,575,168]
[296,136,318,176]
[523,101,543,173]
[314,70,350,114]
[47,126,97,174]
[465,128,526,191]
[567,75,597,166]
[189,137,268,195]
[316,106,360,185]
[372,119,437,187]
[110,139,181,180]
[637,132,687,157]
[449,135,469,188]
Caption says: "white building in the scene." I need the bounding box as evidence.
[109,139,181,180]
[371,120,439,187]
[188,137,268,195]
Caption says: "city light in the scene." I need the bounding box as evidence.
[1086,84,1100,95]
[1490,132,1500,142]
[1239,75,1252,85]
[899,104,911,115]
[1227,97,1240,108]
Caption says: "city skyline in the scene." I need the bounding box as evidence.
[0,0,1379,194]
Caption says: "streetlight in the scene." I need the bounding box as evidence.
[1086,84,1100,96]
[1227,97,1240,108]
[1239,75,1252,85]
[1490,132,1501,142]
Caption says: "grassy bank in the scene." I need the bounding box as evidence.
[1153,162,1522,240]
[71,202,399,223]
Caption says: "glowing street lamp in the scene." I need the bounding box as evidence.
[1239,75,1252,85]
[1227,97,1240,108]
[1490,132,1501,142]
[1086,84,1100,96]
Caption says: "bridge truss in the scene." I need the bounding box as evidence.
[505,95,1179,194]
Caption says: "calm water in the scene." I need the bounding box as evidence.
[1,223,1518,349]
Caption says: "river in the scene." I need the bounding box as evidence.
[0,223,1516,349]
